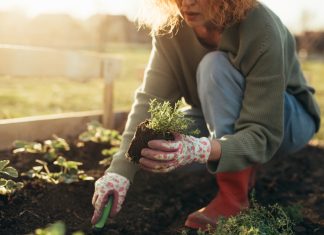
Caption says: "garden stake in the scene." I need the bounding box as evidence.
[93,196,113,232]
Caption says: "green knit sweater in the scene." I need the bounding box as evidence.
[107,3,320,181]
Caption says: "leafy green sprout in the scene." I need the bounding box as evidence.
[43,135,70,162]
[12,140,43,154]
[78,120,122,166]
[13,135,70,162]
[78,120,121,144]
[23,157,93,184]
[100,147,119,166]
[181,198,297,235]
[0,160,24,196]
[147,99,200,137]
[31,221,84,235]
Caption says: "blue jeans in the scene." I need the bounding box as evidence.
[185,51,315,158]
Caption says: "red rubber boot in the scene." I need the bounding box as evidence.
[185,167,254,231]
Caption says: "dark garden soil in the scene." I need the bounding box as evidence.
[127,120,174,163]
[0,139,324,235]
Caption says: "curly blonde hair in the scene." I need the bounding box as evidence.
[137,0,258,35]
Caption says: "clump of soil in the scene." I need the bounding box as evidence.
[126,120,174,163]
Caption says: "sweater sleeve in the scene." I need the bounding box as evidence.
[208,21,286,173]
[106,37,182,182]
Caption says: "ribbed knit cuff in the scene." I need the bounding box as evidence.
[105,152,139,183]
[211,136,251,173]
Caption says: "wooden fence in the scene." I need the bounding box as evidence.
[0,45,123,150]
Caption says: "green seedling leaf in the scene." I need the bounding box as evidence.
[0,160,9,171]
[100,147,118,166]
[26,156,92,185]
[43,151,59,162]
[12,140,43,154]
[78,120,121,144]
[53,156,65,165]
[0,179,24,195]
[79,174,94,181]
[34,221,66,235]
[101,147,119,157]
[1,166,18,178]
[0,178,7,186]
[6,179,16,188]
[0,160,24,195]
[44,135,70,152]
[78,132,92,142]
[64,161,83,169]
[53,157,82,169]
[34,221,85,235]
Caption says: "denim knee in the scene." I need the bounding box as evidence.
[197,51,245,96]
[196,51,245,138]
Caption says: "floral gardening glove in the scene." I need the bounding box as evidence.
[91,172,130,224]
[139,133,211,173]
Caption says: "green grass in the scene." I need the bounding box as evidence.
[0,43,323,141]
[301,59,324,140]
[0,43,150,118]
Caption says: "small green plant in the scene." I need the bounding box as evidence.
[43,136,70,162]
[147,99,199,136]
[78,120,121,166]
[23,157,93,184]
[12,140,43,154]
[13,135,70,162]
[78,120,121,144]
[31,221,84,235]
[0,160,24,195]
[100,147,119,166]
[53,156,93,183]
[127,99,200,163]
[184,199,296,235]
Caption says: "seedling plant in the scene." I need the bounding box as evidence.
[78,120,121,145]
[127,99,199,163]
[23,157,93,184]
[181,198,298,235]
[13,135,70,162]
[0,160,24,196]
[147,99,199,137]
[31,221,84,235]
[78,120,121,166]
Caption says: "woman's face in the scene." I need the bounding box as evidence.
[177,0,213,28]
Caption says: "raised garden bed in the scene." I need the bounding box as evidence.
[0,137,323,234]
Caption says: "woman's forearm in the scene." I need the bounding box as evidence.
[208,139,222,162]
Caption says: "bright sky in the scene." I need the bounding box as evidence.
[0,0,323,33]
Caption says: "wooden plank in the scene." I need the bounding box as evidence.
[0,111,101,150]
[0,111,129,150]
[102,56,122,128]
[102,82,114,128]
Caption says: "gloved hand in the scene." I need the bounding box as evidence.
[91,172,130,224]
[139,133,211,173]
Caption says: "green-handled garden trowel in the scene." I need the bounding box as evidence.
[92,196,114,232]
